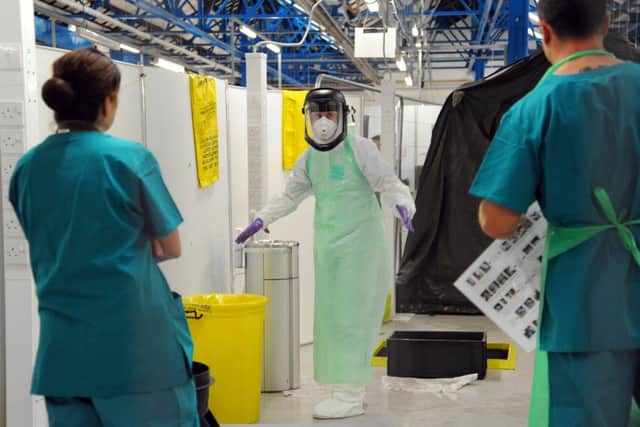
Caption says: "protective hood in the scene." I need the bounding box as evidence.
[302,88,349,151]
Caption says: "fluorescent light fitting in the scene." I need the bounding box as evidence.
[68,24,77,32]
[395,56,407,72]
[120,43,140,54]
[415,41,422,48]
[366,0,379,13]
[404,74,413,87]
[266,43,281,54]
[240,25,257,39]
[321,33,335,43]
[76,28,120,50]
[528,28,542,39]
[155,58,184,73]
[529,12,540,24]
[411,24,419,37]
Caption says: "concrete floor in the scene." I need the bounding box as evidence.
[228,315,535,426]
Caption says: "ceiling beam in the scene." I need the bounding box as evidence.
[297,0,379,84]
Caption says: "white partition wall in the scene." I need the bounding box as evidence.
[2,2,40,425]
[227,86,249,293]
[344,93,363,137]
[144,67,232,295]
[416,104,442,166]
[36,47,144,142]
[265,91,315,345]
[37,49,232,296]
[400,105,416,188]
[227,87,316,344]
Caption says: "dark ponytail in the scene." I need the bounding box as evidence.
[42,47,121,125]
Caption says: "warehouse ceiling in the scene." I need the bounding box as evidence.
[32,0,640,86]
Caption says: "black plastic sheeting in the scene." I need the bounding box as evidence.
[396,33,640,314]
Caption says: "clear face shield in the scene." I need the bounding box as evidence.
[304,100,345,151]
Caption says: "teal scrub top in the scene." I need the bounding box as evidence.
[10,131,192,397]
[470,62,640,353]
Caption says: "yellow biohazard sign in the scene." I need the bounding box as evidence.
[189,74,219,187]
[281,90,308,170]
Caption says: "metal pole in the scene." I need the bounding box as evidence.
[231,23,236,83]
[139,54,148,148]
[278,52,282,89]
[314,74,442,106]
[507,0,529,63]
[51,18,56,48]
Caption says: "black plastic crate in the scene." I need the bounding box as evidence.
[387,331,487,380]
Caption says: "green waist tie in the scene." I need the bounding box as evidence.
[530,187,640,427]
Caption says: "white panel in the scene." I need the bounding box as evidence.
[33,397,47,427]
[144,67,231,296]
[265,91,315,345]
[35,47,143,143]
[354,27,396,58]
[400,105,417,190]
[2,2,39,426]
[344,94,363,139]
[5,281,34,426]
[364,103,381,138]
[246,53,269,215]
[227,87,249,293]
[416,105,442,166]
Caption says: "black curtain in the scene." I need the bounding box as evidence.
[396,33,640,314]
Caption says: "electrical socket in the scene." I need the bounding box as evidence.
[1,154,20,183]
[0,129,24,154]
[4,238,29,265]
[0,101,24,126]
[0,44,22,70]
[3,209,22,238]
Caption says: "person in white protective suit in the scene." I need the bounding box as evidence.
[236,88,415,419]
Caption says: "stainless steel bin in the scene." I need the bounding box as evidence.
[244,240,300,392]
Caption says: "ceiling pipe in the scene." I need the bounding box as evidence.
[298,0,379,83]
[36,0,235,74]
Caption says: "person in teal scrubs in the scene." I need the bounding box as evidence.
[469,1,640,425]
[10,48,199,426]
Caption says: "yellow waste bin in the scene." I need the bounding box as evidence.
[183,294,268,424]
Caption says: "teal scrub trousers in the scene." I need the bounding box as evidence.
[45,379,200,427]
[548,351,640,427]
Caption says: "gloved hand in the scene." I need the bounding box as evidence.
[396,205,415,232]
[235,218,264,244]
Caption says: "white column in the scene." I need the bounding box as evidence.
[245,53,269,226]
[0,1,40,426]
[380,75,397,318]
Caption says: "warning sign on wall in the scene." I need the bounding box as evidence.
[281,90,307,170]
[189,74,219,188]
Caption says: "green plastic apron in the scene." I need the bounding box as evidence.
[306,135,392,384]
[529,187,640,426]
[528,49,640,426]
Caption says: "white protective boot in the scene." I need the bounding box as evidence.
[312,384,366,419]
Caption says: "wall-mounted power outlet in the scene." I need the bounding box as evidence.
[0,129,24,154]
[0,101,24,126]
[1,154,20,183]
[4,238,29,265]
[3,209,22,238]
[0,44,22,70]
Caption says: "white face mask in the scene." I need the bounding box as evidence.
[311,117,338,142]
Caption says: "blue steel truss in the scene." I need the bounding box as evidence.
[34,0,639,85]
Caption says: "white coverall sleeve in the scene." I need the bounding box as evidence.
[351,136,416,218]
[256,150,312,226]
